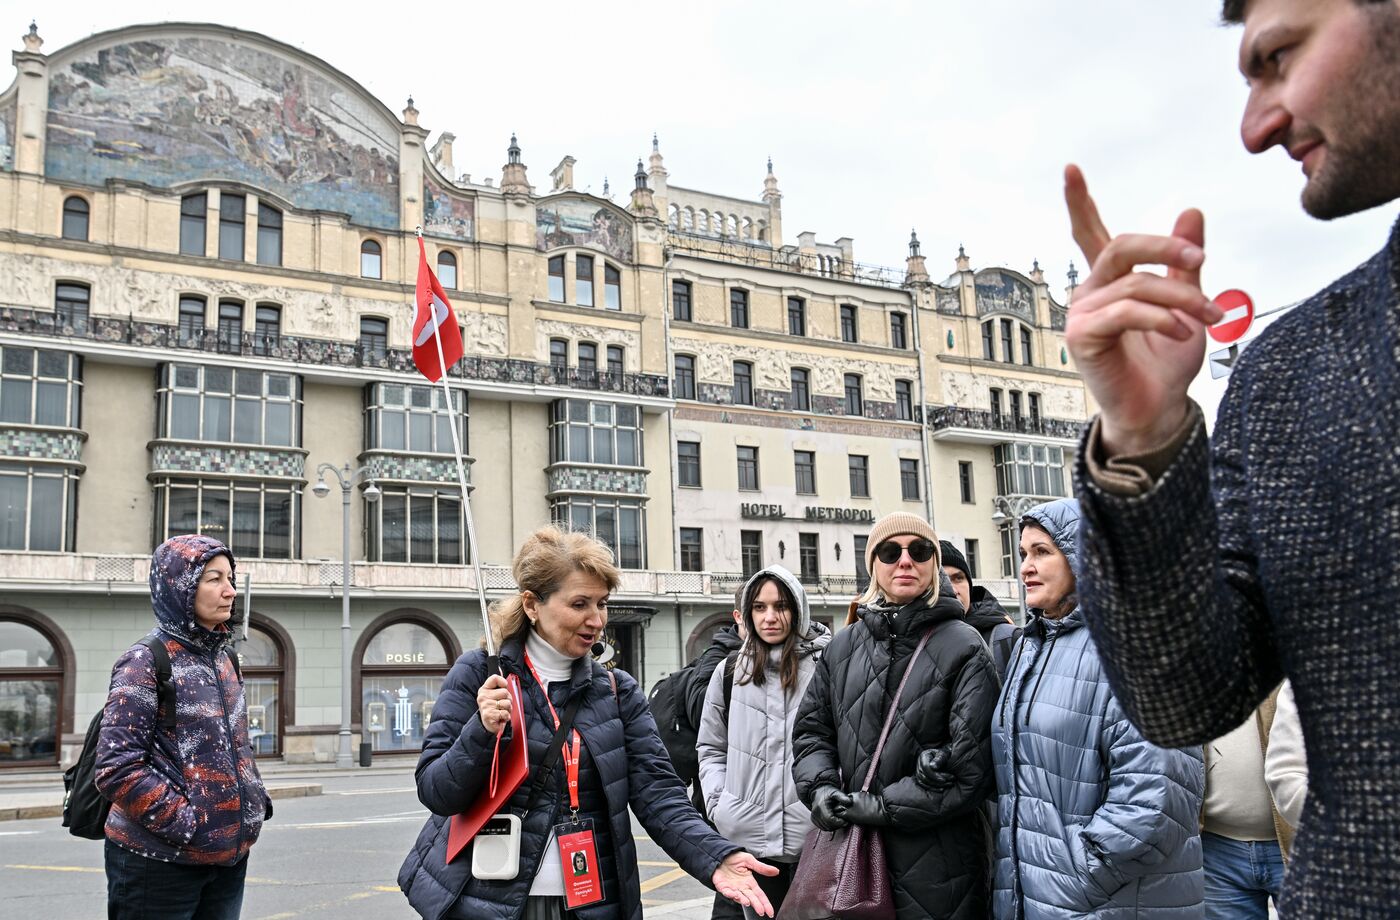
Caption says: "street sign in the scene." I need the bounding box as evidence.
[1208,344,1240,379]
[1209,289,1254,344]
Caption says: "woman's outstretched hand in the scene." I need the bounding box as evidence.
[713,851,779,917]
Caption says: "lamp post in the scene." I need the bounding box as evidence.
[311,463,380,768]
[991,495,1038,625]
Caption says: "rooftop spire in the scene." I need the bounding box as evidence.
[909,229,921,258]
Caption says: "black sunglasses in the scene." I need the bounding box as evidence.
[874,538,936,565]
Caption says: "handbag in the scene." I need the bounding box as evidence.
[777,627,936,920]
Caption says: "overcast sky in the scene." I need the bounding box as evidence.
[20,1,1400,418]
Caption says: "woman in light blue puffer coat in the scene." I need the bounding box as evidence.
[991,498,1205,919]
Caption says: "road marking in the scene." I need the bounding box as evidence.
[326,787,417,796]
[272,815,423,830]
[638,859,678,867]
[639,867,689,893]
[0,831,40,837]
[6,864,102,873]
[253,887,392,919]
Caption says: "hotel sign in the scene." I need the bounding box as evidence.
[740,503,875,524]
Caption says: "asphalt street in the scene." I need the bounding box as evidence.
[0,767,717,919]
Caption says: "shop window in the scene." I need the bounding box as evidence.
[0,615,66,766]
[356,615,457,754]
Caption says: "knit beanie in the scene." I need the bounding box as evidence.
[865,512,940,572]
[938,540,971,583]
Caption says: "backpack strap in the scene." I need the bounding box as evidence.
[720,652,738,724]
[138,636,177,732]
[226,647,242,681]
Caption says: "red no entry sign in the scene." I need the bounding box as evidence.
[1209,289,1254,344]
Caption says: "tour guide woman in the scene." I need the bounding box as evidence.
[792,512,1002,919]
[400,526,777,920]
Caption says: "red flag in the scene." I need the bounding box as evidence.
[413,237,464,382]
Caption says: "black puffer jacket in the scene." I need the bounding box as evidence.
[965,587,1020,683]
[399,636,736,920]
[792,580,1001,919]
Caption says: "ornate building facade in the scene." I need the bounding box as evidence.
[0,21,1089,766]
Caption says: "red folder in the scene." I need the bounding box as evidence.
[446,673,529,864]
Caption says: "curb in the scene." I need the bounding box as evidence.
[0,782,323,823]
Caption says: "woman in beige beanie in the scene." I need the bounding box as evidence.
[791,512,1001,918]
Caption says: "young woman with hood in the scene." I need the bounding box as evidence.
[95,534,272,920]
[991,498,1205,919]
[696,565,832,918]
[791,512,1001,919]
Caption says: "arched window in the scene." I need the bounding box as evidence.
[686,612,737,662]
[360,239,383,279]
[0,613,70,767]
[355,612,459,754]
[62,196,90,241]
[236,618,293,758]
[437,250,457,290]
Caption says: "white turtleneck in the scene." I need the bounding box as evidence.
[523,627,583,897]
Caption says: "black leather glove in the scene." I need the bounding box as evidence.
[841,790,890,826]
[810,785,852,831]
[916,747,956,790]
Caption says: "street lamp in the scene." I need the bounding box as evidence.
[991,496,1036,624]
[311,462,379,768]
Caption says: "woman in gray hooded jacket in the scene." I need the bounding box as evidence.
[992,498,1205,919]
[697,565,831,919]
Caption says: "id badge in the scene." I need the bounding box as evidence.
[555,816,604,908]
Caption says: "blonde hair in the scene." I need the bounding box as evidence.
[487,525,622,649]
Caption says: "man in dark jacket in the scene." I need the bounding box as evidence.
[793,513,1001,919]
[1062,1,1400,914]
[96,535,271,920]
[940,540,1019,680]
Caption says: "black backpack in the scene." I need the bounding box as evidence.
[647,654,738,787]
[62,636,242,839]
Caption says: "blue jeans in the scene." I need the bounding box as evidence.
[105,840,248,920]
[1202,832,1284,919]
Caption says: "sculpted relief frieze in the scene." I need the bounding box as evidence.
[939,369,1085,417]
[672,336,898,400]
[536,319,638,369]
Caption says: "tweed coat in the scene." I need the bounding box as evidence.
[1075,218,1400,917]
[398,635,736,920]
[94,535,269,866]
[992,499,1204,919]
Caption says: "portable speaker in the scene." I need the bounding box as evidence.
[471,814,522,880]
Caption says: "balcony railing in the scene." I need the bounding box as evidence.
[667,232,909,290]
[0,306,670,398]
[710,572,863,599]
[927,405,1084,440]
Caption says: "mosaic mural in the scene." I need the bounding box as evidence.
[548,467,647,496]
[974,269,1034,321]
[935,286,963,315]
[363,453,469,485]
[0,428,84,464]
[536,197,633,264]
[150,444,304,479]
[46,37,401,227]
[422,176,474,241]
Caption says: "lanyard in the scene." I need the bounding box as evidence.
[523,652,581,814]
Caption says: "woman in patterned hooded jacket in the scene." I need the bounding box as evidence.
[95,534,271,920]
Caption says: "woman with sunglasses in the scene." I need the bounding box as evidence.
[792,512,1001,919]
[990,498,1204,918]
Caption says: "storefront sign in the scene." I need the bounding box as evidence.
[741,503,874,524]
[383,652,428,664]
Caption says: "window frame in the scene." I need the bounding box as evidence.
[899,458,921,501]
[787,296,806,337]
[839,304,858,343]
[366,382,467,456]
[253,304,281,356]
[550,496,646,569]
[848,454,869,499]
[159,363,302,448]
[959,460,975,504]
[255,202,282,267]
[729,289,750,329]
[1020,325,1033,366]
[152,477,300,559]
[740,530,762,578]
[677,440,701,488]
[679,527,704,572]
[369,485,467,565]
[360,239,383,280]
[890,312,908,349]
[548,255,566,303]
[62,195,90,241]
[218,192,246,262]
[436,250,458,290]
[798,532,820,584]
[54,282,90,333]
[674,354,696,400]
[0,463,79,552]
[549,338,569,369]
[981,321,995,360]
[603,263,621,311]
[672,280,692,322]
[843,373,864,416]
[790,367,811,412]
[178,295,207,346]
[359,316,389,362]
[575,254,595,307]
[548,398,644,468]
[794,450,817,495]
[0,346,83,429]
[895,379,913,421]
[1000,318,1014,364]
[732,361,754,406]
[736,446,759,492]
[180,193,207,256]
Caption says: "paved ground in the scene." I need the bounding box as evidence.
[0,764,717,919]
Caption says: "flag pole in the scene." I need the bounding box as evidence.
[416,228,496,662]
